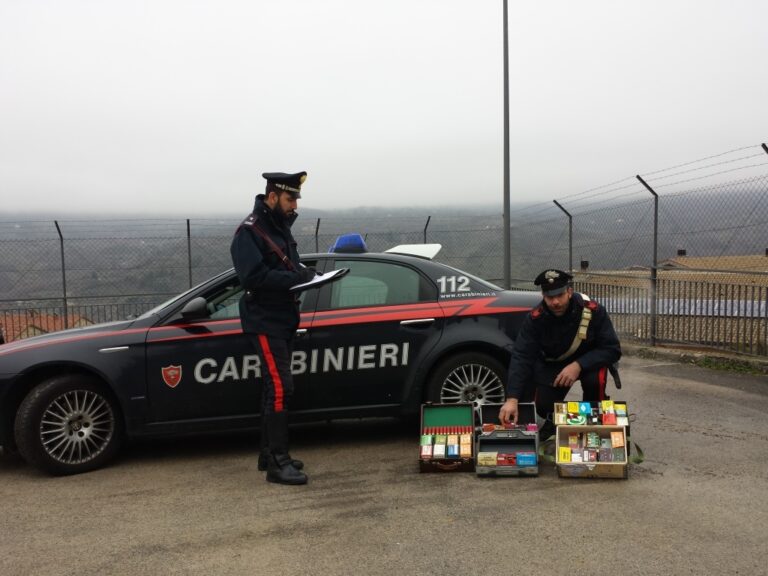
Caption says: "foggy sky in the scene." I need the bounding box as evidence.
[1,0,767,215]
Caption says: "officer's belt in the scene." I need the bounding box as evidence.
[544,294,592,363]
[245,290,295,305]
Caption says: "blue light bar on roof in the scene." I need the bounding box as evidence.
[329,233,368,253]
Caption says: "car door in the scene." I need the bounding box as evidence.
[304,258,443,411]
[145,271,318,423]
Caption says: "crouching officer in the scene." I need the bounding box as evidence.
[230,171,316,485]
[499,269,621,439]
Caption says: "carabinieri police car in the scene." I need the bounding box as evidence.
[0,235,540,475]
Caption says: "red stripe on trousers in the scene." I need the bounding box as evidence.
[259,334,285,412]
[598,366,607,401]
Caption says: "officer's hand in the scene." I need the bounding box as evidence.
[499,398,519,425]
[298,266,316,283]
[553,361,581,387]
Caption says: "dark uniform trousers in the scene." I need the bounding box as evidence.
[249,334,295,456]
[521,358,610,421]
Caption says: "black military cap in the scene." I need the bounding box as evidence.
[534,269,573,296]
[263,171,307,198]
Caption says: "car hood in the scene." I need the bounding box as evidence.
[0,319,139,358]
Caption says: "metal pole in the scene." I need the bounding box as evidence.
[636,175,658,346]
[186,219,193,288]
[553,200,572,272]
[54,220,68,329]
[502,0,511,289]
[423,216,431,244]
[315,218,321,253]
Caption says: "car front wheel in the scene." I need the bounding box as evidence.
[427,352,507,408]
[14,375,123,475]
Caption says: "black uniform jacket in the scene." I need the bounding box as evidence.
[506,293,621,399]
[230,195,303,339]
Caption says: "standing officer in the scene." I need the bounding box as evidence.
[499,269,621,438]
[231,171,316,485]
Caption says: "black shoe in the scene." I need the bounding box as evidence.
[539,421,556,441]
[258,452,304,471]
[266,454,308,485]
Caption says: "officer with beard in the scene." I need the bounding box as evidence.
[231,171,316,485]
[498,269,621,439]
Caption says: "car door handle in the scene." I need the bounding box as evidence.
[400,318,435,326]
[295,328,308,336]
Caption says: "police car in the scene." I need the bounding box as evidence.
[0,235,540,475]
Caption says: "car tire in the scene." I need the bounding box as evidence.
[426,352,507,408]
[14,375,123,475]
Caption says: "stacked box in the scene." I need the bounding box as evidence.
[475,402,539,477]
[419,403,475,472]
[554,424,628,479]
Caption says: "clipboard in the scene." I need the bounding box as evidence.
[289,267,350,292]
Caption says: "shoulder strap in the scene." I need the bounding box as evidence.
[547,293,593,362]
[246,218,296,272]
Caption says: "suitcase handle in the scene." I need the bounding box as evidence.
[434,461,463,471]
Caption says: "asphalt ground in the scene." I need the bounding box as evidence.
[1,356,767,576]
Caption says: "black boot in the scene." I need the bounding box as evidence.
[258,452,304,471]
[264,411,307,485]
[267,453,308,485]
[538,420,556,442]
[256,414,304,471]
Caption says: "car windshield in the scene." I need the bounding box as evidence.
[136,270,234,319]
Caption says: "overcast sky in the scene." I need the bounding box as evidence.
[1,0,767,215]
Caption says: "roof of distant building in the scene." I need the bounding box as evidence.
[660,254,768,273]
[0,311,93,343]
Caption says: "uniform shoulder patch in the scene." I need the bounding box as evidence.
[234,213,257,236]
[240,213,257,228]
[585,299,598,311]
[531,305,544,319]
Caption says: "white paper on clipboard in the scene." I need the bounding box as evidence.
[289,267,350,292]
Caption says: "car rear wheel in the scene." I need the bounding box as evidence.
[427,352,507,408]
[14,375,123,475]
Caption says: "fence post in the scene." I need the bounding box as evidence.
[54,220,69,329]
[636,175,658,346]
[502,0,511,290]
[423,216,431,244]
[315,218,321,253]
[186,219,193,288]
[553,200,572,272]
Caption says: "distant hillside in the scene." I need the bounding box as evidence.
[1,180,766,303]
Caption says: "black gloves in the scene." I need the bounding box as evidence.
[298,266,317,283]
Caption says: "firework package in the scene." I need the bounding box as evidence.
[419,403,476,472]
[475,402,539,477]
[553,400,629,430]
[554,400,630,479]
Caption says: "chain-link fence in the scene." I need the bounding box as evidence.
[1,144,767,355]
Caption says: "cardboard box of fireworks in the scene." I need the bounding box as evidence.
[419,403,475,472]
[475,402,539,477]
[554,400,629,479]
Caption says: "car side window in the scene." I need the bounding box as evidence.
[204,262,318,321]
[208,282,242,320]
[329,260,436,309]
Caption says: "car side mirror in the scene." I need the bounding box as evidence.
[180,297,210,321]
